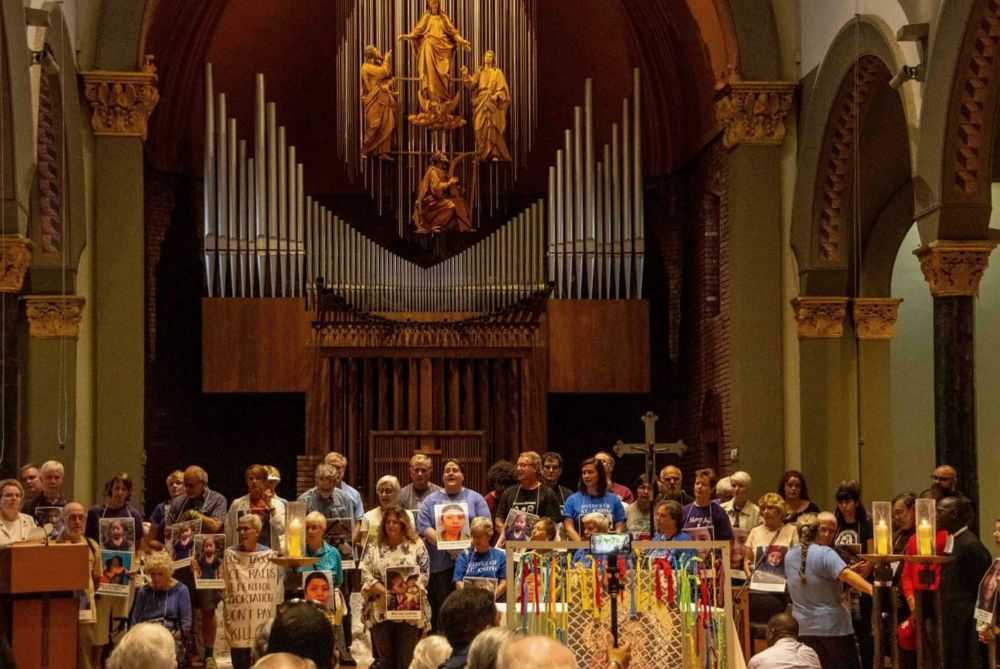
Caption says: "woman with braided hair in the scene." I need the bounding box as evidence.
[783,513,873,669]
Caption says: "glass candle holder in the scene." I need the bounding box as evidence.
[286,501,306,558]
[915,498,936,556]
[872,502,892,555]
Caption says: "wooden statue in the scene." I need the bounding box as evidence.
[461,50,511,162]
[360,46,397,160]
[412,151,472,234]
[400,0,470,128]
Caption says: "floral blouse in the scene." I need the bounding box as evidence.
[361,538,431,630]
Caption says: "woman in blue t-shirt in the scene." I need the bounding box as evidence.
[562,458,626,540]
[453,517,506,600]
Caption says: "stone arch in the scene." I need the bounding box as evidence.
[0,0,38,235]
[914,0,1000,242]
[790,17,915,298]
[30,2,89,272]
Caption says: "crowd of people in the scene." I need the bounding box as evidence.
[1,453,998,669]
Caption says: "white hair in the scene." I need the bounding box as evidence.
[730,471,752,487]
[40,460,64,476]
[498,636,576,669]
[715,477,733,495]
[376,475,401,492]
[252,653,318,669]
[409,635,453,669]
[468,627,515,669]
[107,623,176,669]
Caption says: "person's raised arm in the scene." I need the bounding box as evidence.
[839,566,874,596]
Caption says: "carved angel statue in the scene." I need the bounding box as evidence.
[412,151,472,234]
[360,45,397,160]
[460,50,511,162]
[399,0,471,116]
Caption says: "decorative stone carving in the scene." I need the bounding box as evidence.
[23,295,85,338]
[914,240,998,297]
[816,56,889,263]
[0,236,33,293]
[791,296,849,339]
[715,81,796,150]
[82,56,160,140]
[853,298,903,339]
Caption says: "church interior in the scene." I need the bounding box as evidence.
[3,0,1000,667]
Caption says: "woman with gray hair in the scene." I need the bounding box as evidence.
[453,516,507,600]
[361,474,415,545]
[782,513,873,669]
[226,513,280,669]
[722,471,760,530]
[408,635,452,669]
[131,551,192,633]
[107,622,176,669]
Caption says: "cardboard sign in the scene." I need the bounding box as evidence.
[223,549,284,649]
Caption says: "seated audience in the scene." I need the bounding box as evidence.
[267,601,334,669]
[252,654,318,669]
[439,587,499,669]
[106,622,176,669]
[747,613,820,669]
[131,550,192,633]
[467,627,514,669]
[409,635,453,669]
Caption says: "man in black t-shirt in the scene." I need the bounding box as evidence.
[496,451,562,535]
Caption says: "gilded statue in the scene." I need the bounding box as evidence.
[400,0,471,128]
[360,46,397,160]
[460,50,511,162]
[412,151,472,234]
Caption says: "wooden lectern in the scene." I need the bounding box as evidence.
[0,543,88,669]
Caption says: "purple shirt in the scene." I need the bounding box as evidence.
[681,501,733,541]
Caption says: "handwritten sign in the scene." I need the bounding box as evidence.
[223,549,284,649]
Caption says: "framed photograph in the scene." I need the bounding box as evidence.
[385,566,421,620]
[463,576,498,596]
[730,528,749,580]
[435,502,470,550]
[495,509,538,549]
[97,550,133,597]
[34,506,64,541]
[749,545,788,593]
[193,534,225,589]
[975,558,1000,625]
[325,517,357,569]
[99,517,135,553]
[302,570,334,609]
[170,519,202,569]
[78,587,96,623]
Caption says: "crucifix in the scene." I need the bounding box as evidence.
[613,411,686,537]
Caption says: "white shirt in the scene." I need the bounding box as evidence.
[747,637,821,669]
[721,499,761,530]
[0,513,37,546]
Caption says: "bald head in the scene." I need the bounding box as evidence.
[499,636,576,669]
[932,465,958,494]
[765,613,799,645]
[251,653,318,669]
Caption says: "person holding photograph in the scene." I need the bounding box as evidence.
[296,512,350,661]
[85,473,144,549]
[417,459,490,632]
[57,502,102,669]
[172,523,195,561]
[362,505,430,669]
[0,479,35,545]
[562,458,625,541]
[495,452,562,537]
[504,510,530,542]
[100,554,129,585]
[744,493,797,576]
[453,517,506,601]
[225,513,276,669]
[147,470,185,551]
[361,476,415,546]
[439,503,468,542]
[226,464,285,552]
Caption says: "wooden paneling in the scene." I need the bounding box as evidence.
[547,299,651,393]
[202,298,311,392]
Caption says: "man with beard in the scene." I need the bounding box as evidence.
[658,465,692,505]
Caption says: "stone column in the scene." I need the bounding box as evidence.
[81,58,159,503]
[791,296,854,505]
[0,237,31,479]
[853,298,902,502]
[914,240,997,510]
[715,81,795,487]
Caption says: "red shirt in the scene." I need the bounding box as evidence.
[900,530,948,597]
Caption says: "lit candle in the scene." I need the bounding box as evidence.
[916,518,933,556]
[287,518,303,558]
[875,519,890,555]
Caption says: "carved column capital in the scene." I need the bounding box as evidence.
[715,81,796,150]
[853,298,903,339]
[791,296,849,339]
[0,236,33,293]
[913,240,998,297]
[23,295,85,339]
[82,55,160,141]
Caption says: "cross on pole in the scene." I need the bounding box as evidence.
[613,412,686,536]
